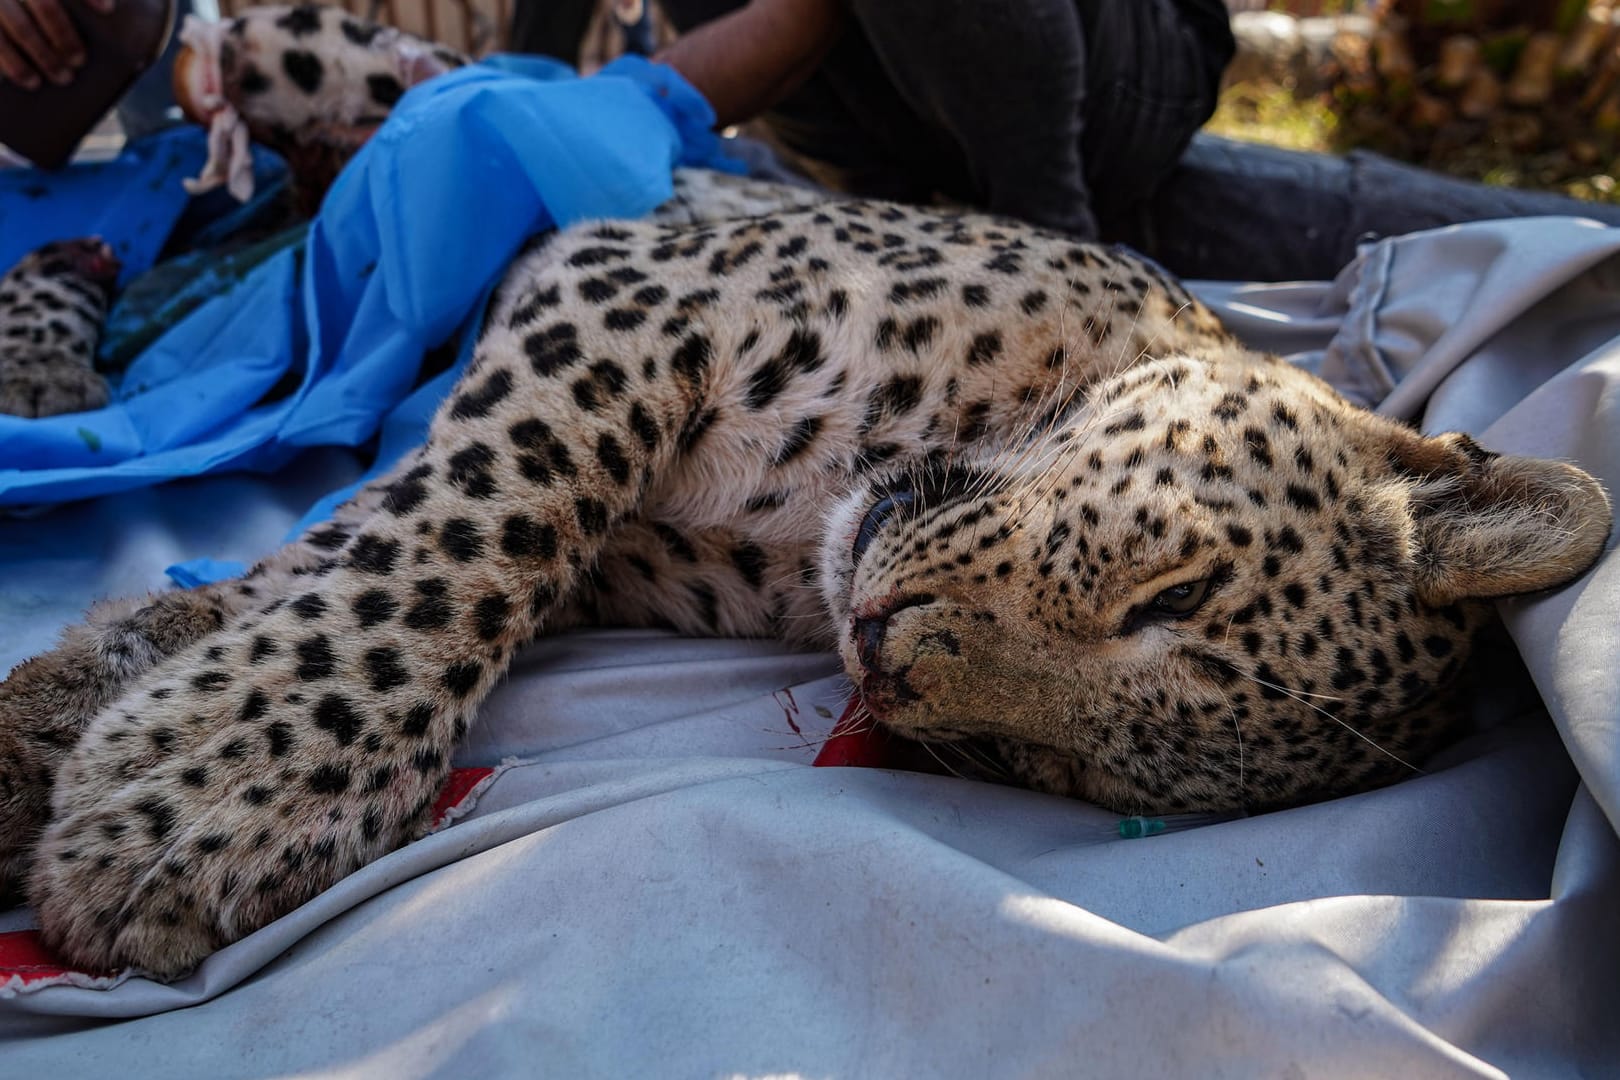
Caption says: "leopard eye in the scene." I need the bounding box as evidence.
[1151,578,1213,616]
[851,467,982,565]
[852,483,916,563]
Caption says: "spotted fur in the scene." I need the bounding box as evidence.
[0,239,118,419]
[1,183,1609,977]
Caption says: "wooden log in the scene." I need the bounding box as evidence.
[1558,8,1615,73]
[1459,67,1504,117]
[1408,91,1456,127]
[1506,31,1562,106]
[1374,20,1418,82]
[1437,35,1485,88]
[1579,37,1620,109]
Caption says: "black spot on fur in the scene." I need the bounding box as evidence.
[313,694,364,746]
[440,518,486,562]
[501,514,558,559]
[866,375,923,430]
[352,589,398,628]
[1285,484,1321,512]
[744,328,824,410]
[307,764,352,795]
[567,246,629,268]
[689,584,719,630]
[447,443,499,499]
[276,4,322,34]
[365,647,411,692]
[404,579,453,630]
[266,721,294,757]
[674,403,716,453]
[239,688,270,723]
[575,497,609,535]
[629,400,661,451]
[238,66,271,95]
[773,414,822,466]
[473,595,510,641]
[654,523,697,562]
[450,369,513,420]
[367,73,404,108]
[579,278,618,303]
[596,433,631,484]
[281,50,324,94]
[290,592,327,620]
[341,18,380,44]
[350,534,402,574]
[604,307,646,332]
[731,542,768,589]
[902,317,939,352]
[135,797,176,839]
[296,635,336,680]
[382,465,433,516]
[525,323,583,377]
[442,661,482,697]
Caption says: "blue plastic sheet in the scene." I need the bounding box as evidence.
[0,128,207,289]
[0,55,740,510]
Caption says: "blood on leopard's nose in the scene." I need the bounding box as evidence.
[850,592,937,671]
[853,614,887,670]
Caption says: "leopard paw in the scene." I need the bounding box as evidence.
[0,356,110,418]
[0,592,235,894]
[29,599,458,976]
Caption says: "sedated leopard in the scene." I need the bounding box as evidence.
[0,180,1610,977]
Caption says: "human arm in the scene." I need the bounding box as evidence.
[654,0,844,129]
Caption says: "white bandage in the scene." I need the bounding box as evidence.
[176,15,258,202]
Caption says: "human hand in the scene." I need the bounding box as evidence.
[0,0,112,91]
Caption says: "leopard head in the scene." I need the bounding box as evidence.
[819,351,1611,812]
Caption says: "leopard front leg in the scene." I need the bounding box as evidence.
[29,324,693,976]
[0,487,389,895]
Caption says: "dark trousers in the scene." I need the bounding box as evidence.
[660,0,1231,241]
[1124,133,1620,281]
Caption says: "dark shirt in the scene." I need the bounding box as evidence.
[1169,0,1239,60]
[658,0,1234,236]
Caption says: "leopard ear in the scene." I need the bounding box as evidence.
[1386,430,1612,606]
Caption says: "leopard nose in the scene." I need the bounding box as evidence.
[850,592,936,671]
[853,614,888,670]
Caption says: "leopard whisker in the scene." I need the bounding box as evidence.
[1241,673,1423,774]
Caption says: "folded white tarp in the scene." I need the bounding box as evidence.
[1,217,1617,1077]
